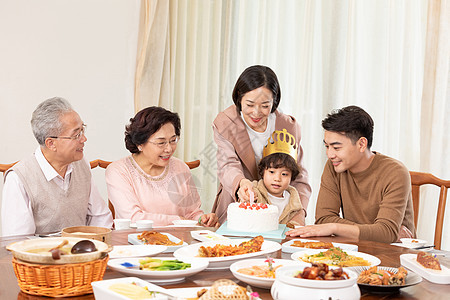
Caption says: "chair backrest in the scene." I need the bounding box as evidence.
[0,162,18,175]
[410,171,450,250]
[90,158,201,219]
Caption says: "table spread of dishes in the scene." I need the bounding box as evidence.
[5,223,450,300]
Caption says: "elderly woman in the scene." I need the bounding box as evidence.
[212,65,312,224]
[106,106,218,227]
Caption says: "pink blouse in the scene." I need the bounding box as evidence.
[105,156,204,226]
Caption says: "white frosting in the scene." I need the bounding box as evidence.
[227,202,279,232]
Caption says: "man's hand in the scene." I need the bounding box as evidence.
[286,223,336,238]
[237,179,257,202]
[397,225,414,241]
[286,223,360,240]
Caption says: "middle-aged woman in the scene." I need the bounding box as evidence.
[212,65,311,224]
[105,106,218,227]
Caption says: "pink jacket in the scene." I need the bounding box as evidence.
[212,105,311,223]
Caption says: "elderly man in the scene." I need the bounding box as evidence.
[1,97,112,236]
[287,106,415,243]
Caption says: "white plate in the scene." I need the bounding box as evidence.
[355,266,422,294]
[109,245,167,259]
[281,239,358,253]
[400,253,450,284]
[92,277,173,300]
[400,238,427,247]
[190,230,230,242]
[128,232,188,253]
[172,220,198,226]
[230,258,303,289]
[291,249,381,269]
[173,239,282,270]
[275,264,358,289]
[107,257,209,284]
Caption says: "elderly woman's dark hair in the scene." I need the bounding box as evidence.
[258,153,300,181]
[125,106,181,153]
[322,105,374,149]
[232,65,281,113]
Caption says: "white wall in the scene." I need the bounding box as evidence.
[0,0,141,235]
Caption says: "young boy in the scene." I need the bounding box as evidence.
[252,152,305,227]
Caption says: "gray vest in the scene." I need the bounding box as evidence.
[9,155,91,234]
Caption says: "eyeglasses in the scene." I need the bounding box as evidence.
[49,124,86,141]
[147,136,179,148]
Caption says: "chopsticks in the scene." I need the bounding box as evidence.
[411,245,435,250]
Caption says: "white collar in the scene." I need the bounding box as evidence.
[34,146,73,181]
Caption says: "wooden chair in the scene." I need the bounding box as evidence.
[0,162,18,175]
[91,159,201,219]
[410,171,450,250]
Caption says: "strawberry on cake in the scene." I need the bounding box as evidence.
[226,202,279,232]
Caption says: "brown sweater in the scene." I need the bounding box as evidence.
[315,152,415,243]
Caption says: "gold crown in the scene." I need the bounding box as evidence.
[262,129,297,161]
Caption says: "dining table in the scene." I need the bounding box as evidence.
[0,226,449,300]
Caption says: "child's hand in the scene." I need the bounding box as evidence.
[237,179,258,202]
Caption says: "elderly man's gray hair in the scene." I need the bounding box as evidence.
[31,97,74,145]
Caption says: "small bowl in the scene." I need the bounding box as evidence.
[172,219,198,226]
[62,226,112,244]
[400,238,427,247]
[113,219,131,230]
[136,220,154,229]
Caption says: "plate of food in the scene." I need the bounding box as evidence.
[128,231,187,253]
[400,252,450,284]
[400,238,427,248]
[355,265,422,294]
[92,276,178,299]
[271,263,360,300]
[173,236,281,270]
[291,247,381,268]
[109,245,167,259]
[107,256,209,284]
[281,239,358,253]
[230,258,303,289]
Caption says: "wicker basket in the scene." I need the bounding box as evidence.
[12,255,108,298]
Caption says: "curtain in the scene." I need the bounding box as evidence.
[417,0,450,250]
[134,0,449,248]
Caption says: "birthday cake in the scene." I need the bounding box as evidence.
[227,202,279,232]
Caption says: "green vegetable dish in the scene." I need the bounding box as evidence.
[139,258,191,271]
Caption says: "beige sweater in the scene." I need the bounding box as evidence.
[11,155,91,234]
[315,152,415,243]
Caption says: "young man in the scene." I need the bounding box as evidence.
[1,97,112,236]
[286,106,415,243]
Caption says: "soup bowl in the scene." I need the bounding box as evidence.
[7,237,110,264]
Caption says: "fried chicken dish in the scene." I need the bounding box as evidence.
[137,231,183,246]
[198,236,264,257]
[292,241,334,249]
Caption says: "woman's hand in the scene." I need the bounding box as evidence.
[237,179,257,202]
[199,213,219,228]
